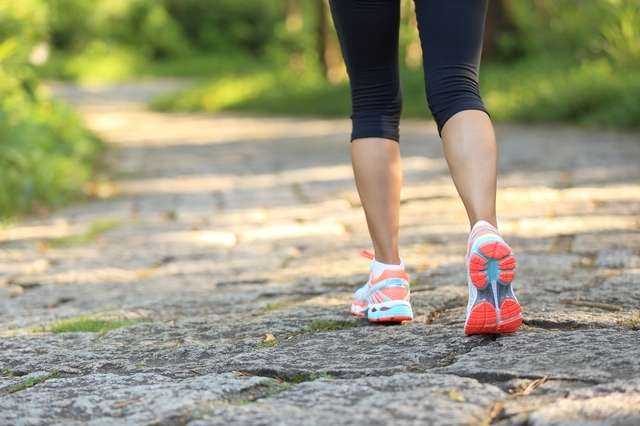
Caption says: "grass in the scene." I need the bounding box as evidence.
[262,300,298,315]
[2,366,14,377]
[518,324,535,332]
[150,53,640,130]
[286,372,335,384]
[32,316,150,336]
[37,51,265,83]
[309,319,354,331]
[617,314,640,330]
[48,219,120,248]
[309,372,335,380]
[9,371,59,393]
[255,319,355,350]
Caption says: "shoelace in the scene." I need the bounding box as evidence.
[359,249,375,260]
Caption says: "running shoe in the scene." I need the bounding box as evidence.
[350,250,413,322]
[464,221,521,334]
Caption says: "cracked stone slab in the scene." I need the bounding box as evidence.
[528,379,640,425]
[436,328,640,383]
[0,82,637,425]
[0,372,265,426]
[192,373,506,426]
[219,322,491,379]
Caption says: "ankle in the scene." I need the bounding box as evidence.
[371,247,400,265]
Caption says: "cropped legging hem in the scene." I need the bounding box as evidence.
[350,103,490,142]
[351,118,401,142]
[433,103,490,137]
[329,0,490,142]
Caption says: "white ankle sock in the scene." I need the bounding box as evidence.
[370,258,404,279]
[471,220,498,232]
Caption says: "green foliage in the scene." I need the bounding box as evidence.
[150,61,351,117]
[506,0,640,68]
[164,0,280,55]
[153,51,640,130]
[481,54,640,128]
[48,0,191,59]
[38,0,286,82]
[600,5,640,69]
[0,2,104,219]
[0,0,48,50]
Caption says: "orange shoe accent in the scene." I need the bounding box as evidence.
[494,300,522,333]
[469,272,488,288]
[369,269,410,285]
[468,253,488,288]
[352,249,414,322]
[499,255,516,269]
[380,287,409,300]
[468,255,487,273]
[479,241,511,259]
[495,316,522,333]
[464,301,497,334]
[499,270,515,283]
[499,299,522,319]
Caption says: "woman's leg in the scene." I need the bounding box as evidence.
[441,110,497,229]
[414,0,521,333]
[329,0,412,322]
[328,0,403,265]
[414,0,497,230]
[351,138,402,265]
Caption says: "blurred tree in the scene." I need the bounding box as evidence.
[317,0,328,77]
[285,0,303,33]
[164,0,280,55]
[483,0,517,59]
[311,0,344,83]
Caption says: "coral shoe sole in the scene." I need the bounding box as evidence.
[465,238,521,335]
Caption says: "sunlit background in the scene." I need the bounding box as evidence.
[1,0,639,219]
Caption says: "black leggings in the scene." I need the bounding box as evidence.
[328,0,489,140]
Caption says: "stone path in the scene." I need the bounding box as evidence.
[1,81,640,425]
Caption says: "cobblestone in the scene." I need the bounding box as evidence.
[0,81,639,425]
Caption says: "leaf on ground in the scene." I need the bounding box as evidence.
[263,333,276,342]
[232,371,255,377]
[509,375,550,396]
[449,389,466,402]
[490,402,504,420]
[113,400,139,409]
